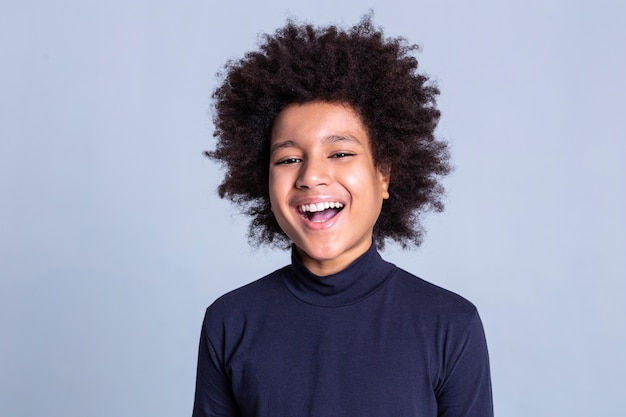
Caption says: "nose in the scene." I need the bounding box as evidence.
[295,159,331,189]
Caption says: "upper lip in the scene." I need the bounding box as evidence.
[298,201,344,213]
[293,197,346,213]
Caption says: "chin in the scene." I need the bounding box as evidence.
[295,239,342,260]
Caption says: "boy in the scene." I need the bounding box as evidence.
[193,16,493,417]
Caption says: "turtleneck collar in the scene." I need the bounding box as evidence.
[282,243,396,307]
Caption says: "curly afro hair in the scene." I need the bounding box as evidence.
[208,15,451,249]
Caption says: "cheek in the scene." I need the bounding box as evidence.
[268,171,278,209]
[346,168,384,199]
[268,171,289,207]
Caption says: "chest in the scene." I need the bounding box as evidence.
[223,296,439,416]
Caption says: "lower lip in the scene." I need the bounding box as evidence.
[298,209,342,230]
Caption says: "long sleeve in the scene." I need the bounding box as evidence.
[192,311,241,417]
[191,250,493,417]
[435,309,493,417]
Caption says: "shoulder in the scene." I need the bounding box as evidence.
[387,263,480,322]
[387,265,489,365]
[202,266,289,325]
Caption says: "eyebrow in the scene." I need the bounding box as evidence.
[270,134,363,155]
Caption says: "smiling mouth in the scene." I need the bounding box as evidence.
[298,202,344,222]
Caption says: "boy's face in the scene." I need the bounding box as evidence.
[269,101,389,276]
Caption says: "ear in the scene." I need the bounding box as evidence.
[377,165,391,200]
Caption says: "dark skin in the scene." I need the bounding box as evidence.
[268,101,390,275]
[208,16,451,249]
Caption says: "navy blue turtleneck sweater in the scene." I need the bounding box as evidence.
[193,245,493,417]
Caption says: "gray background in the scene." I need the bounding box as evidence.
[2,0,624,416]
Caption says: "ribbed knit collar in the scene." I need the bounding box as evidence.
[282,243,396,307]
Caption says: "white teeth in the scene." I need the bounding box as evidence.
[299,202,344,213]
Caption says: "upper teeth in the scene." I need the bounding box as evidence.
[299,202,344,213]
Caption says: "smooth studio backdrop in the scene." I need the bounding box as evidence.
[1,1,624,416]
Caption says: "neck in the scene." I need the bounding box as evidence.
[284,243,395,307]
[296,242,374,276]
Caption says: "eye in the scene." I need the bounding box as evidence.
[330,152,355,159]
[275,157,301,165]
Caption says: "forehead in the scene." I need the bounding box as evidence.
[270,101,369,145]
